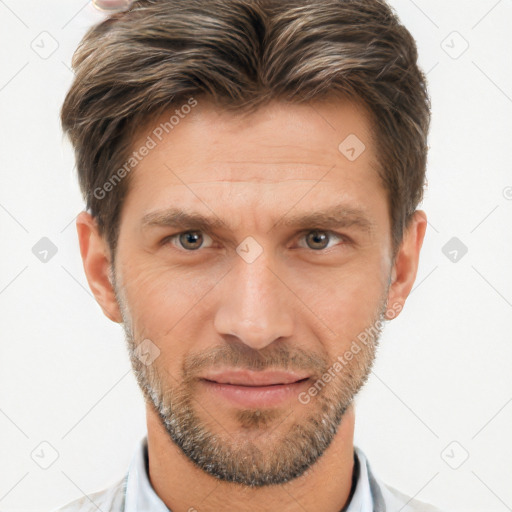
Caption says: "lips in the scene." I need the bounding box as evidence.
[200,369,310,387]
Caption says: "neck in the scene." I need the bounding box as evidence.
[146,402,356,512]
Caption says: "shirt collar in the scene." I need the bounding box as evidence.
[124,436,169,512]
[346,446,375,511]
[124,436,374,512]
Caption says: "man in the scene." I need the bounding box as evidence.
[55,0,443,510]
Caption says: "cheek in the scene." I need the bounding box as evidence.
[300,255,388,341]
[120,262,218,341]
[120,270,196,376]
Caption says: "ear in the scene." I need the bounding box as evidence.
[385,210,427,320]
[76,211,123,323]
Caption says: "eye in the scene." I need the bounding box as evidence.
[162,231,214,251]
[162,229,348,252]
[299,230,347,250]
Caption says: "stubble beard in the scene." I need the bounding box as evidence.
[114,277,388,487]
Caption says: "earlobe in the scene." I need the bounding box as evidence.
[385,210,427,320]
[76,211,123,323]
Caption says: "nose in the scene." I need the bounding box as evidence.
[213,250,294,350]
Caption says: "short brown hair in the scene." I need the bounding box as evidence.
[61,0,430,261]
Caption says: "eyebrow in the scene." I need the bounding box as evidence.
[140,204,375,234]
[279,206,375,233]
[141,209,227,232]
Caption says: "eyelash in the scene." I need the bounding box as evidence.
[161,230,351,252]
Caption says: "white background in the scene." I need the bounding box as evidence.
[0,1,511,511]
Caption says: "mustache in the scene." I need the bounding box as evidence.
[181,342,328,378]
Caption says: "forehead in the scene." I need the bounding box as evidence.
[120,97,384,225]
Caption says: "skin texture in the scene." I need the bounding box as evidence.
[77,97,427,512]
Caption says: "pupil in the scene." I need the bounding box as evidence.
[180,231,202,250]
[308,231,328,249]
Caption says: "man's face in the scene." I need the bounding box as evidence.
[112,98,394,486]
